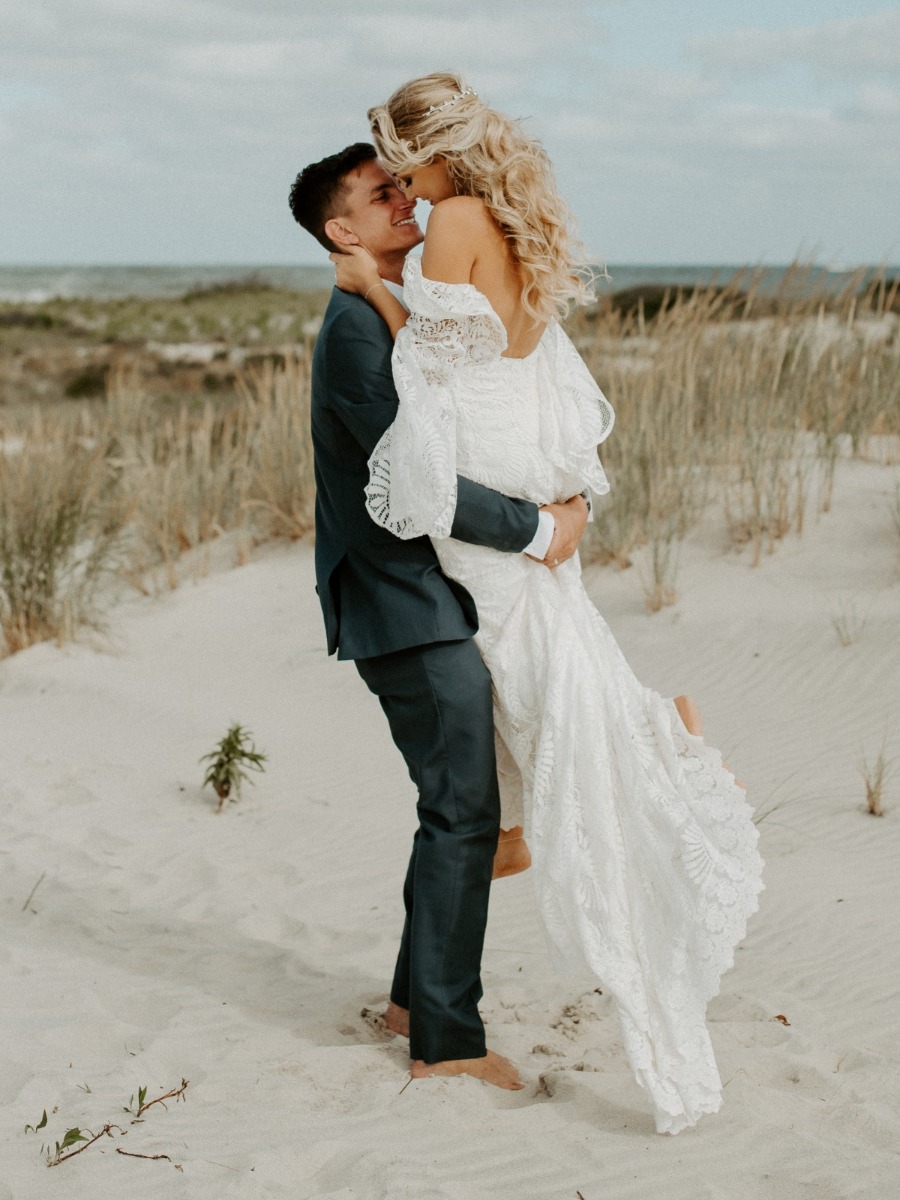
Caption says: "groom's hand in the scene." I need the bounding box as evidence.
[539,494,589,569]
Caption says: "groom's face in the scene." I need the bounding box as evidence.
[335,159,423,260]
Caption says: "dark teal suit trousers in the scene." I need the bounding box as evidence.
[355,637,500,1063]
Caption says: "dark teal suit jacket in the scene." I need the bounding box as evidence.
[311,286,540,660]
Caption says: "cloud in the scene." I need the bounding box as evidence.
[854,83,900,118]
[0,1,896,264]
[689,9,900,81]
[546,31,899,264]
[172,41,317,80]
[348,11,587,64]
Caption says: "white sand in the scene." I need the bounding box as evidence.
[1,456,899,1199]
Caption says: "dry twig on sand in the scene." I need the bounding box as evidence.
[21,871,46,912]
[116,1149,183,1170]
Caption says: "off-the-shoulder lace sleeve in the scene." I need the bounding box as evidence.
[364,259,506,539]
[540,324,615,498]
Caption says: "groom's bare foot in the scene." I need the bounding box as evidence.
[493,826,532,879]
[360,1001,409,1038]
[411,1049,525,1090]
[384,1001,410,1037]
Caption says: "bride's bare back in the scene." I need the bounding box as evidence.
[422,196,547,359]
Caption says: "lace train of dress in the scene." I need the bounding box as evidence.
[365,259,764,1134]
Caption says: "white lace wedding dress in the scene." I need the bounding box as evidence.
[365,258,764,1134]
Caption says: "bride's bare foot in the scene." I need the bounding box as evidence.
[411,1048,524,1090]
[674,694,704,738]
[674,694,747,790]
[384,1001,410,1037]
[493,825,531,879]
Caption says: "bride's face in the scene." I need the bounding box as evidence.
[397,158,455,205]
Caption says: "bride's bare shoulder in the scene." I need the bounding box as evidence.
[428,196,496,239]
[430,195,490,219]
[423,197,494,282]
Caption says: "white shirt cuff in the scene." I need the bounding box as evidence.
[523,509,555,560]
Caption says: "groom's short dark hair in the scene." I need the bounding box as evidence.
[288,142,378,252]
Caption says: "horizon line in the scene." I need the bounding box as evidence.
[1,259,897,271]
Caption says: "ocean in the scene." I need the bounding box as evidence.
[0,263,893,304]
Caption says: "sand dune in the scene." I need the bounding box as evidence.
[1,456,898,1199]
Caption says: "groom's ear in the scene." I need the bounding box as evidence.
[324,217,359,249]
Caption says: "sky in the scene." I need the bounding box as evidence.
[2,0,898,266]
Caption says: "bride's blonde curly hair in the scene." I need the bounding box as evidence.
[368,71,591,323]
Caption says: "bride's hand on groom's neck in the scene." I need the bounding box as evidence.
[329,245,381,296]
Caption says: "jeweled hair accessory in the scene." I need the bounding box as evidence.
[423,87,477,117]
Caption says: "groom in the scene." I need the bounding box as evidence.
[288,143,588,1089]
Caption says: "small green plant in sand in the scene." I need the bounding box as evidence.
[201,722,267,810]
[24,1078,188,1169]
[859,744,892,817]
[23,1109,47,1134]
[123,1078,189,1121]
[42,1123,123,1168]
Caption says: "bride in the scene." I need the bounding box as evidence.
[332,71,764,1135]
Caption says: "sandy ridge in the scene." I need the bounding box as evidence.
[1,459,898,1198]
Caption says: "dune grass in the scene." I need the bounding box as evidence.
[0,410,121,652]
[574,265,899,604]
[831,599,867,647]
[0,353,314,650]
[860,743,892,817]
[0,264,897,653]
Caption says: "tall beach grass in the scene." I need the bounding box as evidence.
[573,265,899,603]
[0,264,897,652]
[0,410,121,652]
[0,354,315,651]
